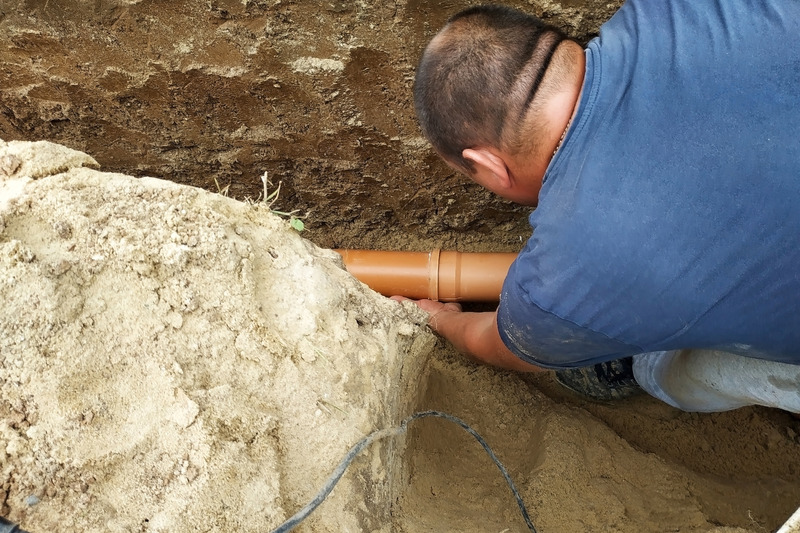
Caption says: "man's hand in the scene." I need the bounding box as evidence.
[392,297,543,373]
[390,297,463,329]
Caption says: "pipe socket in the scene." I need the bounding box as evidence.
[335,249,517,302]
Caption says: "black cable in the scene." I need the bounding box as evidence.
[271,410,536,533]
[0,517,30,533]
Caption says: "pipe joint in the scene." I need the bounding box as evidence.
[335,249,517,302]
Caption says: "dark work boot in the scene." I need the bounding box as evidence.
[554,357,643,401]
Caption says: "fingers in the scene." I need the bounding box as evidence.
[442,302,463,312]
[390,296,462,314]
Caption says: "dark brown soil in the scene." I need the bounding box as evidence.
[0,0,620,250]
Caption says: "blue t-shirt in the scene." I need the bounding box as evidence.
[497,0,800,368]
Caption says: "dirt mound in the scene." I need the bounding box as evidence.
[0,139,434,532]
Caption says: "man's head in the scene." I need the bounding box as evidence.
[414,5,573,178]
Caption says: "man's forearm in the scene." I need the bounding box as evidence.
[431,309,544,373]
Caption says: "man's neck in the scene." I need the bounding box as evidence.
[507,41,586,201]
[544,42,585,159]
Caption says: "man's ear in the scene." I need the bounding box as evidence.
[462,148,511,189]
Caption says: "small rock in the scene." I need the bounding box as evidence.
[53,220,73,239]
[0,154,22,176]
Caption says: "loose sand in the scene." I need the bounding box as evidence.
[1,140,798,532]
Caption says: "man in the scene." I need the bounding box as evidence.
[401,2,800,412]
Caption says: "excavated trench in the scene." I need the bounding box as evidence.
[2,1,800,532]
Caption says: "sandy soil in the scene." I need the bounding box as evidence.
[400,349,800,532]
[0,139,435,532]
[2,141,798,533]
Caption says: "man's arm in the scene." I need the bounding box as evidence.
[394,297,545,373]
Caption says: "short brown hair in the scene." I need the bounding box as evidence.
[414,5,566,171]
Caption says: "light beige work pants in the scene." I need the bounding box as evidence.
[633,350,800,413]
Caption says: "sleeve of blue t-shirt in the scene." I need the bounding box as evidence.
[497,260,642,369]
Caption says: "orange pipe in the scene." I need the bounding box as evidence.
[335,249,517,302]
